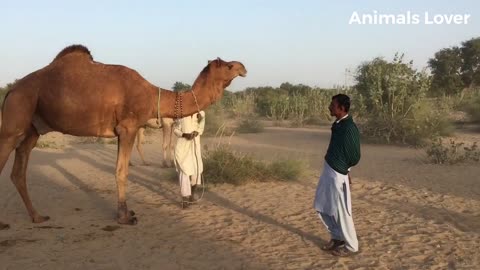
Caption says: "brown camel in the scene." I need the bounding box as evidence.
[133,117,176,167]
[0,45,246,225]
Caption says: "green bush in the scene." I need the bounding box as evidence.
[0,80,18,105]
[355,54,453,145]
[236,118,264,133]
[202,145,306,185]
[464,95,480,122]
[426,138,480,164]
[203,103,232,137]
[224,92,256,118]
[237,84,335,126]
[268,159,306,181]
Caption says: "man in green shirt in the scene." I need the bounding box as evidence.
[314,94,361,257]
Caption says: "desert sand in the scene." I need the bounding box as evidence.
[1,125,479,270]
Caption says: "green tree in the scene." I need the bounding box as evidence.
[428,47,463,96]
[279,82,312,95]
[460,37,480,88]
[355,53,451,144]
[0,80,19,104]
[428,37,480,95]
[172,81,191,92]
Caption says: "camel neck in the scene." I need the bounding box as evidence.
[154,86,221,119]
[150,68,225,119]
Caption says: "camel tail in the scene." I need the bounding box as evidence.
[0,90,17,132]
[0,91,10,130]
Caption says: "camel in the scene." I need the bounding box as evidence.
[133,117,176,167]
[0,45,246,225]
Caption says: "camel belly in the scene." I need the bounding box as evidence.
[32,114,54,135]
[32,113,117,137]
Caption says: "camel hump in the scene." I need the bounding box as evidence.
[53,44,93,62]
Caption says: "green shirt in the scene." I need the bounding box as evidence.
[324,115,361,175]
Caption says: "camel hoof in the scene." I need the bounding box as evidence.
[161,161,168,168]
[143,162,150,166]
[117,216,137,225]
[32,215,50,223]
[129,210,136,217]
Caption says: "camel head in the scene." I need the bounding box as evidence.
[207,57,247,88]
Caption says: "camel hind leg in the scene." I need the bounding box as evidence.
[0,91,39,225]
[136,127,149,165]
[10,126,49,223]
[0,135,18,228]
[131,127,149,166]
[162,121,175,168]
[167,126,175,168]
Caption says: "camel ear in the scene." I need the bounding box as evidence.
[216,57,221,67]
[208,60,212,64]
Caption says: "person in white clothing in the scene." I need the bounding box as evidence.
[173,111,205,209]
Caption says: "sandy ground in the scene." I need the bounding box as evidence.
[1,126,479,270]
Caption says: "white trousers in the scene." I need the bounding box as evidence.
[179,171,202,197]
[314,162,358,252]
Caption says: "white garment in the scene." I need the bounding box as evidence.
[179,171,201,197]
[335,114,349,124]
[314,162,352,216]
[173,111,205,176]
[314,162,358,252]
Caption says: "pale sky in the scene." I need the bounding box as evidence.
[1,0,478,90]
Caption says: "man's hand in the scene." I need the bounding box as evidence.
[192,131,199,138]
[182,133,194,140]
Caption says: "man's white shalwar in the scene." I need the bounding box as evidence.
[314,162,358,252]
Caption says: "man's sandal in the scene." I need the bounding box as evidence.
[321,239,345,251]
[331,246,356,257]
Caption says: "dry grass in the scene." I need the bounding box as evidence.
[203,144,306,185]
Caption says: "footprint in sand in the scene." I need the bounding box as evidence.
[0,240,16,248]
[0,222,10,230]
[34,226,64,229]
[101,225,121,232]
[0,239,38,249]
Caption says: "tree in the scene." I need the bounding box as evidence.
[428,47,463,96]
[428,37,480,95]
[355,54,450,144]
[172,81,191,92]
[279,82,312,95]
[460,37,480,88]
[0,80,19,104]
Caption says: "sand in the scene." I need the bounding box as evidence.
[1,126,479,269]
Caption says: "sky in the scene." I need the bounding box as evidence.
[1,0,479,91]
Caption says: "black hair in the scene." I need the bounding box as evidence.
[332,94,350,112]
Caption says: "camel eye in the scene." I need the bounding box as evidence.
[228,64,233,70]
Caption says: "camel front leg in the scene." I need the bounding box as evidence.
[10,127,49,223]
[115,123,137,225]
